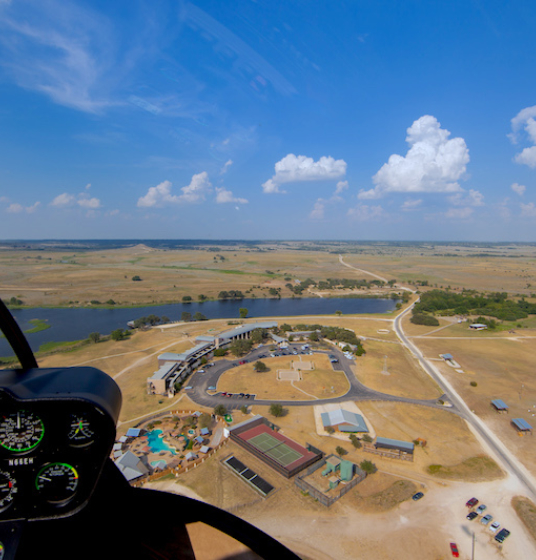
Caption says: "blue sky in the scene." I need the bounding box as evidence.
[1,0,536,241]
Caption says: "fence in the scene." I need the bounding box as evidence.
[363,443,414,462]
[294,456,366,507]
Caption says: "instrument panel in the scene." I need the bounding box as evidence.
[0,367,121,522]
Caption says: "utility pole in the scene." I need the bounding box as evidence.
[472,531,475,560]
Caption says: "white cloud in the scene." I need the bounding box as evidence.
[51,193,76,207]
[77,196,101,209]
[262,154,347,194]
[309,199,326,220]
[215,187,248,204]
[6,201,40,213]
[334,180,348,196]
[520,202,536,218]
[510,106,536,168]
[51,191,101,209]
[347,204,384,221]
[448,189,484,207]
[401,199,422,211]
[0,0,115,113]
[178,172,212,203]
[445,206,473,219]
[515,147,536,168]
[511,182,526,196]
[220,159,233,175]
[359,115,469,199]
[137,180,178,208]
[137,173,212,208]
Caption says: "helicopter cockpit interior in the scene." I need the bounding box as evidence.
[0,298,300,560]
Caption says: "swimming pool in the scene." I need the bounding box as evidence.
[146,430,176,455]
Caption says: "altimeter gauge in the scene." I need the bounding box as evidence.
[0,411,44,453]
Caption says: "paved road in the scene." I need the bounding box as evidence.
[186,342,454,414]
[394,300,536,500]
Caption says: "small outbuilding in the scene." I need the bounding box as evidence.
[491,399,509,413]
[321,409,369,433]
[375,437,414,455]
[512,418,533,435]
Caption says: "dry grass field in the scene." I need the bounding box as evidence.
[353,339,442,399]
[0,244,399,307]
[4,241,536,309]
[218,353,349,400]
[409,332,536,478]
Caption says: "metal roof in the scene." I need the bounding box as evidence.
[512,418,532,431]
[491,399,509,410]
[375,436,414,452]
[218,321,278,340]
[321,410,368,432]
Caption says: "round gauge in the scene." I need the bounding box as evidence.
[0,411,44,453]
[68,413,94,447]
[0,471,17,512]
[35,463,79,504]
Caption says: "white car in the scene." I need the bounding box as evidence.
[489,521,500,533]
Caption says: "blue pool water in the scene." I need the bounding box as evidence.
[146,429,176,455]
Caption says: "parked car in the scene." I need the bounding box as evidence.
[449,542,459,558]
[466,512,478,521]
[412,492,424,501]
[476,504,487,515]
[481,514,493,525]
[466,497,478,508]
[197,369,205,374]
[489,521,501,533]
[495,528,510,543]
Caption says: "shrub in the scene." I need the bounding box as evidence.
[470,381,478,387]
[336,446,348,456]
[359,460,377,474]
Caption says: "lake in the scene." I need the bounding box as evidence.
[1,297,398,357]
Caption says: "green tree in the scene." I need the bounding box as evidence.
[359,460,378,474]
[269,403,285,417]
[349,434,362,449]
[194,312,208,321]
[213,348,227,357]
[254,360,268,372]
[88,332,101,344]
[309,331,319,342]
[239,307,248,318]
[251,328,266,344]
[146,314,160,325]
[110,328,126,341]
[132,275,142,281]
[214,404,227,416]
[335,446,348,456]
[230,339,253,357]
[181,311,192,322]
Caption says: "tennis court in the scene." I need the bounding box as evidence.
[247,432,304,467]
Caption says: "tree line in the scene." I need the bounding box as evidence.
[411,289,536,324]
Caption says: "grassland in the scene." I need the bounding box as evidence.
[3,241,536,308]
[513,496,536,543]
[217,353,350,400]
